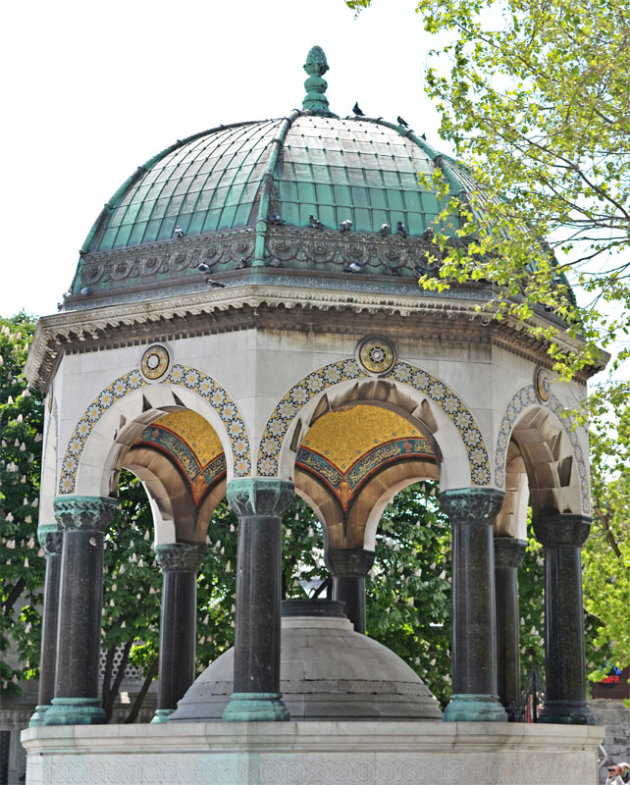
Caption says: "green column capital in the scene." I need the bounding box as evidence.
[37,523,64,555]
[439,487,505,524]
[227,478,294,518]
[53,495,117,532]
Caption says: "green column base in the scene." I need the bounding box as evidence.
[538,700,595,725]
[151,708,174,724]
[29,705,51,727]
[442,694,508,722]
[222,692,290,722]
[43,697,106,726]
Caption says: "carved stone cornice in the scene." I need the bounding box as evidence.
[26,277,606,391]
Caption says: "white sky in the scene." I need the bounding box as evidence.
[1,0,444,318]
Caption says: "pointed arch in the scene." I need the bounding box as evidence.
[494,385,589,516]
[58,363,251,496]
[257,357,491,487]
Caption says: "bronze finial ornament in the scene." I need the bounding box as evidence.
[302,46,332,115]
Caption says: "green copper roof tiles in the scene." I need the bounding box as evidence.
[90,121,282,252]
[83,114,461,255]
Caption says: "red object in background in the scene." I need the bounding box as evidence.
[591,665,629,700]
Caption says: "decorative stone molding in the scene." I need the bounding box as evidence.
[258,357,491,485]
[532,514,591,548]
[493,537,527,569]
[226,478,294,518]
[58,362,251,495]
[325,548,375,577]
[154,543,206,573]
[37,523,64,554]
[494,386,590,514]
[53,495,117,532]
[439,487,505,523]
[26,277,604,392]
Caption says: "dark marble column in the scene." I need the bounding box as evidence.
[439,488,507,722]
[532,513,594,725]
[326,548,375,633]
[152,542,205,723]
[222,478,293,722]
[43,495,117,726]
[494,536,527,721]
[29,524,64,727]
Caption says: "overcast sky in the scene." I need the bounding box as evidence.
[1,0,449,318]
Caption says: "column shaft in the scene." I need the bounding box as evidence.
[233,515,282,693]
[326,548,375,634]
[533,514,594,725]
[44,495,116,726]
[223,478,293,722]
[152,543,205,723]
[440,488,507,722]
[29,526,63,726]
[451,520,496,694]
[55,530,104,698]
[332,576,366,633]
[494,537,526,720]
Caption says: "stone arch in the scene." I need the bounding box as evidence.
[294,402,440,551]
[58,363,251,497]
[494,385,589,525]
[257,357,491,488]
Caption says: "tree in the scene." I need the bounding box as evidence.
[0,314,44,696]
[348,0,630,377]
[582,381,630,676]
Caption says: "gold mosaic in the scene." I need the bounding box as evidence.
[301,406,429,471]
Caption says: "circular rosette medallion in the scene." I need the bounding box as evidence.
[534,367,552,403]
[141,345,171,381]
[357,336,396,376]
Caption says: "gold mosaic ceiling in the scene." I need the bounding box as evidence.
[300,405,433,472]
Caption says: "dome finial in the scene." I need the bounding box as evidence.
[302,46,331,115]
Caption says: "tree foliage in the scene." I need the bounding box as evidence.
[582,381,630,677]
[0,314,44,695]
[348,0,630,376]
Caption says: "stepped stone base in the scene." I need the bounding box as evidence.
[22,720,604,785]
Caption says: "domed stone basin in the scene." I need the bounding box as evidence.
[168,600,442,721]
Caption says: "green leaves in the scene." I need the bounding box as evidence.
[0,314,44,695]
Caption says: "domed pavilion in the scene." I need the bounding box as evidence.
[22,46,604,785]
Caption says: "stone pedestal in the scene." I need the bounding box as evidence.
[21,721,606,785]
[222,478,293,721]
[43,496,117,726]
[439,488,507,722]
[532,514,594,725]
[29,525,64,727]
[152,543,206,723]
[494,536,527,720]
[326,548,375,633]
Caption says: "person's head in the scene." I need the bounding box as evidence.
[609,765,620,779]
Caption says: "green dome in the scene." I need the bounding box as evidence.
[68,46,482,308]
[83,116,468,253]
